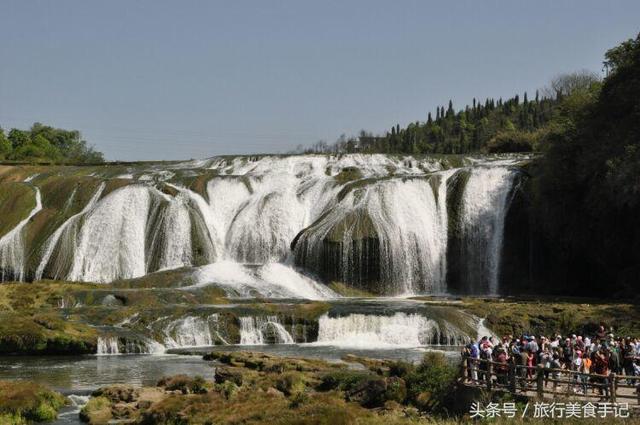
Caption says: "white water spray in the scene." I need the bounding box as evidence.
[239,316,294,345]
[0,185,42,281]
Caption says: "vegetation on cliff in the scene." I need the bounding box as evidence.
[528,33,640,296]
[0,123,104,164]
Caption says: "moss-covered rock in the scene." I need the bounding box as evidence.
[0,182,35,239]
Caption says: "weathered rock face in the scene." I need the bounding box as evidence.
[293,209,383,293]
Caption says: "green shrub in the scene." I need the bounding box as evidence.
[317,370,371,392]
[486,130,535,153]
[404,352,457,413]
[275,372,306,396]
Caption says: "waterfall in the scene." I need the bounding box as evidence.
[96,335,163,354]
[35,182,106,281]
[315,313,472,348]
[239,316,294,345]
[293,171,454,295]
[190,261,337,299]
[147,190,194,271]
[0,185,42,282]
[68,186,152,282]
[458,166,517,294]
[0,155,522,295]
[96,337,120,355]
[124,339,165,354]
[163,314,227,348]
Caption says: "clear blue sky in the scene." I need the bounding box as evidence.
[1,1,639,160]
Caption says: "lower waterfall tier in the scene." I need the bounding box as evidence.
[90,301,488,355]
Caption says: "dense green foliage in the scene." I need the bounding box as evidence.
[303,92,558,155]
[530,33,640,295]
[0,123,103,163]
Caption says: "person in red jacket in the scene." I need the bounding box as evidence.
[593,348,611,399]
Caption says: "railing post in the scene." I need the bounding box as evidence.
[609,373,616,403]
[487,361,493,391]
[509,363,517,393]
[536,365,544,399]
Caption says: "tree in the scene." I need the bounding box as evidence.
[603,35,640,75]
[544,70,601,98]
[8,129,30,150]
[0,128,11,159]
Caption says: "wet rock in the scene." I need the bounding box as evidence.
[347,377,388,408]
[111,402,136,418]
[93,385,140,403]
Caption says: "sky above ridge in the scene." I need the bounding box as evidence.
[1,0,639,160]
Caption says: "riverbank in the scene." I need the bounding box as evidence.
[5,351,636,424]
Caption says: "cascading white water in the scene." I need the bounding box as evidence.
[96,336,120,355]
[68,186,152,282]
[239,316,294,345]
[0,185,42,282]
[293,171,454,295]
[97,335,163,354]
[35,182,106,280]
[189,261,337,299]
[163,314,227,348]
[148,190,194,271]
[0,155,521,295]
[459,166,516,294]
[315,312,472,348]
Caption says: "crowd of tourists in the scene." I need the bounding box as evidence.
[462,325,640,397]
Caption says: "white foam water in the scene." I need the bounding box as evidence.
[0,185,42,281]
[314,312,473,348]
[293,170,455,295]
[163,314,227,348]
[0,154,521,297]
[189,261,337,300]
[459,166,516,294]
[35,182,106,280]
[68,186,152,283]
[239,316,294,345]
[96,337,120,355]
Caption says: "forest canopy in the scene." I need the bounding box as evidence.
[0,123,104,164]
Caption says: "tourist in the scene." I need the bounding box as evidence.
[593,347,611,399]
[580,352,592,395]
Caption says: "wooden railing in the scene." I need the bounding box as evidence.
[460,357,640,404]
